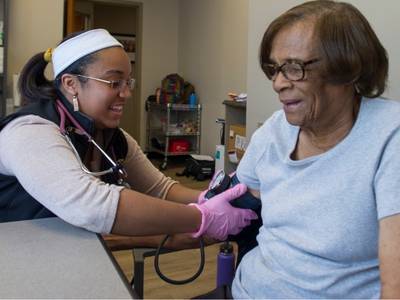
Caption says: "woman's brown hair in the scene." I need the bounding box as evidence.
[259,0,388,98]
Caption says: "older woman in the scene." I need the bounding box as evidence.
[232,1,400,298]
[0,29,257,244]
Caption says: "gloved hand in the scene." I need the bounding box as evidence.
[197,171,236,204]
[190,183,258,240]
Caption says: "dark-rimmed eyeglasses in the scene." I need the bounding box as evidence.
[76,74,135,91]
[262,59,320,81]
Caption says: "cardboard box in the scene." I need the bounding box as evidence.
[227,124,247,162]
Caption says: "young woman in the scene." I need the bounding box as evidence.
[0,29,257,244]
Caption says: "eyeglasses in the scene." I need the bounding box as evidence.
[76,74,135,90]
[263,59,319,81]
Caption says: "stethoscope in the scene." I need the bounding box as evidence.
[56,98,206,285]
[56,99,131,188]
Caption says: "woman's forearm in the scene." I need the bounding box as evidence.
[102,233,213,251]
[111,188,201,236]
[102,234,164,251]
[165,183,202,204]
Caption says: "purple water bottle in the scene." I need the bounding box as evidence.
[216,242,235,287]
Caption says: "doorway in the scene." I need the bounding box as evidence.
[65,0,142,143]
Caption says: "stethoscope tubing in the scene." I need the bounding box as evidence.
[55,99,128,180]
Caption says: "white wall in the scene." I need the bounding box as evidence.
[246,0,400,136]
[7,0,64,95]
[138,0,179,146]
[178,0,249,155]
[106,0,179,146]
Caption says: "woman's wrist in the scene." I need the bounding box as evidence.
[187,203,203,233]
[188,203,207,237]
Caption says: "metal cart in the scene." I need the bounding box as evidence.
[146,102,202,169]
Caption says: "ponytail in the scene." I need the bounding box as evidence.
[18,30,104,106]
[18,52,57,105]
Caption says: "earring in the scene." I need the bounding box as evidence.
[72,95,79,112]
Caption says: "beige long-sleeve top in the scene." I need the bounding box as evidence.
[0,115,177,233]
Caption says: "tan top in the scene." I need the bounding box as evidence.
[0,115,177,233]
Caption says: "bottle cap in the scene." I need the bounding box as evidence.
[219,242,233,254]
[189,93,197,105]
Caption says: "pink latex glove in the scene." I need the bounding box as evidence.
[197,171,237,204]
[190,183,258,240]
[197,189,208,204]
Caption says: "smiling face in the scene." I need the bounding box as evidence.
[65,46,132,129]
[269,20,356,133]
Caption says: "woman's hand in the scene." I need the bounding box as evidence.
[191,183,258,240]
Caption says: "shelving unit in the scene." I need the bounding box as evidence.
[146,102,201,169]
[0,0,8,117]
[223,100,246,174]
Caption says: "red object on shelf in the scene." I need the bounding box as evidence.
[168,139,190,153]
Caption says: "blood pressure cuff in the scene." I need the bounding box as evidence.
[197,170,263,265]
[228,174,262,265]
[228,208,262,265]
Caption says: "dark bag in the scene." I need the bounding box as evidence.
[176,155,215,181]
[160,73,185,103]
